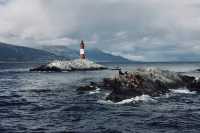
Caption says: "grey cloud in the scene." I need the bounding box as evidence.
[0,0,200,61]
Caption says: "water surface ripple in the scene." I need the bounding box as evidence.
[0,62,200,133]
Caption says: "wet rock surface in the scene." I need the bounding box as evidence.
[30,65,62,72]
[78,68,200,102]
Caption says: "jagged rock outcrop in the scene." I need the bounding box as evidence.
[30,59,107,72]
[78,68,200,102]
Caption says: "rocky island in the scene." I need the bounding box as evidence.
[78,68,200,102]
[30,40,107,72]
[30,59,107,72]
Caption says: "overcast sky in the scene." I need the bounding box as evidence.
[0,0,200,61]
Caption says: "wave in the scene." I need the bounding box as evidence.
[170,88,196,94]
[89,88,101,94]
[98,88,196,105]
[98,95,156,105]
[0,68,29,73]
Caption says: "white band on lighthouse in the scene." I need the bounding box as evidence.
[80,49,85,54]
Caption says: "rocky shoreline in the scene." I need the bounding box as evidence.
[78,68,200,102]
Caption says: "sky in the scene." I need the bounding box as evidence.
[0,0,200,61]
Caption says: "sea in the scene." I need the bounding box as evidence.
[1,62,200,133]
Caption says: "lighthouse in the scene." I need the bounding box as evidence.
[80,40,86,59]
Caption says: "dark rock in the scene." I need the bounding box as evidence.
[30,65,62,72]
[105,74,170,102]
[180,75,195,85]
[186,78,200,91]
[78,68,200,102]
[70,67,107,71]
[77,85,97,91]
[196,69,200,72]
[77,82,99,91]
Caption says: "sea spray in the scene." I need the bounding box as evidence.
[98,95,156,105]
[170,88,196,94]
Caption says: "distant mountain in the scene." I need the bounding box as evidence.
[0,42,65,62]
[38,45,132,63]
[86,48,132,63]
[37,45,79,59]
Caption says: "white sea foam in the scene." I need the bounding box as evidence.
[89,88,101,94]
[195,77,200,81]
[98,95,156,105]
[170,88,196,94]
[116,95,156,104]
[97,100,115,105]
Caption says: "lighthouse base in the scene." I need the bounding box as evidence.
[30,59,107,72]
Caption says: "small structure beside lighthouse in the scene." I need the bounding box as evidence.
[80,40,86,59]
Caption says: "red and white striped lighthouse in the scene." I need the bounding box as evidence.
[80,40,86,59]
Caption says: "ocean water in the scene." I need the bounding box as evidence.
[1,62,200,133]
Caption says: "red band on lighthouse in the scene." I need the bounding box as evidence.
[80,40,86,59]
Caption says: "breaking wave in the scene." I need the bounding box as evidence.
[98,88,196,105]
[89,88,101,94]
[98,95,156,105]
[170,88,196,94]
